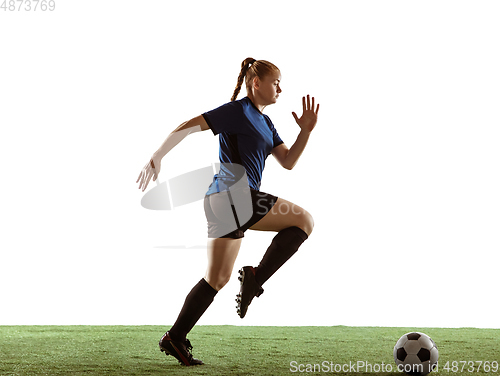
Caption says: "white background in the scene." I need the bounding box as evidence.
[1,1,499,328]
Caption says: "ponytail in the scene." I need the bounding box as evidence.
[231,57,256,101]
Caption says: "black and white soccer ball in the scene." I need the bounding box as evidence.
[393,332,439,376]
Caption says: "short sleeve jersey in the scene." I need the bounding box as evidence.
[202,97,284,195]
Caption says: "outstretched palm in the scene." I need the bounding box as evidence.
[292,95,320,133]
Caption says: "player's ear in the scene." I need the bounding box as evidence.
[252,76,260,90]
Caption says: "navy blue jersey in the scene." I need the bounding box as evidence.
[203,97,284,194]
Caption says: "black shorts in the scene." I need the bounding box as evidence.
[204,188,278,239]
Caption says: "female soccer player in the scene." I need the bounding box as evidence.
[137,57,319,366]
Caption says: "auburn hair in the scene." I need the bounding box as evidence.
[231,58,280,101]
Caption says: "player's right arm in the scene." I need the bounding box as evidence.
[136,115,210,191]
[154,115,210,160]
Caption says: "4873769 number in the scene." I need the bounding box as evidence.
[1,0,55,11]
[441,361,499,373]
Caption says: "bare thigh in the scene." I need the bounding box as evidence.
[205,237,242,291]
[250,197,314,236]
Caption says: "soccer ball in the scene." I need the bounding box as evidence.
[393,332,439,376]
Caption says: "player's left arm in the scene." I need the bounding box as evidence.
[272,95,319,170]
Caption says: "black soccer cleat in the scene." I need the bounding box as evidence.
[236,266,264,318]
[159,332,204,366]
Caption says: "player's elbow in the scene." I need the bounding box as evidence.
[282,160,296,170]
[283,153,299,170]
[280,156,294,170]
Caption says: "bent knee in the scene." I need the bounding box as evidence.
[206,273,232,291]
[303,211,314,236]
[296,210,314,236]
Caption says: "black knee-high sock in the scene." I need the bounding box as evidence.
[169,278,217,341]
[254,226,308,286]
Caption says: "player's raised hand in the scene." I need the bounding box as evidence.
[136,156,161,192]
[292,95,320,133]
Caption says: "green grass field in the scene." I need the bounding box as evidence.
[0,326,498,375]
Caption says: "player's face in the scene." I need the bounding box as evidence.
[256,71,282,105]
